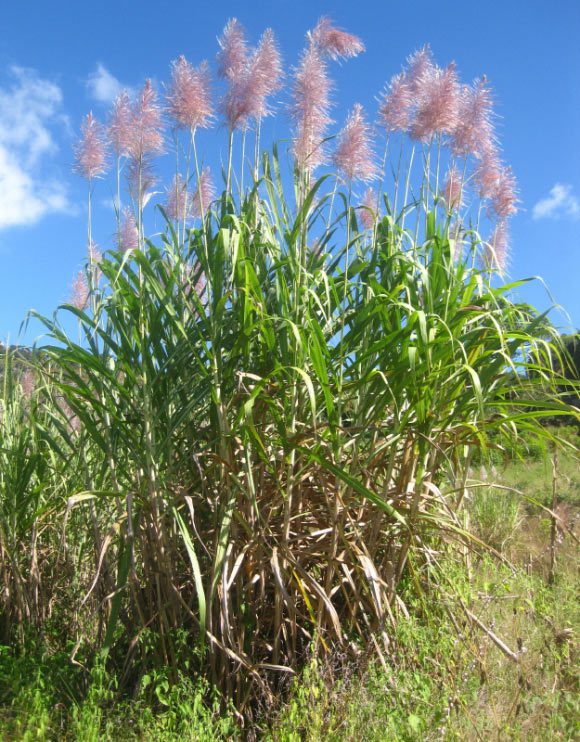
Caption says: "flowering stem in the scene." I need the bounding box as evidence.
[253,118,262,184]
[434,132,443,205]
[226,128,234,199]
[376,133,390,214]
[392,137,404,220]
[326,176,339,231]
[400,143,415,237]
[191,128,210,300]
[339,183,353,393]
[240,127,247,200]
[458,156,468,219]
[87,180,93,251]
[116,157,121,234]
[183,130,193,247]
[137,156,144,250]
[413,145,428,253]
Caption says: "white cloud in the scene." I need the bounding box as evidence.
[0,66,70,229]
[86,63,124,104]
[532,183,580,220]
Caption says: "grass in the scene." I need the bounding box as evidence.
[268,504,579,741]
[1,456,577,739]
[502,441,580,510]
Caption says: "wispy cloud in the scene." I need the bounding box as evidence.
[0,66,70,229]
[86,63,127,104]
[532,183,580,220]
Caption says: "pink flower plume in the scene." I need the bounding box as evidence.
[165,174,191,222]
[220,26,284,130]
[442,164,464,210]
[474,150,502,200]
[452,77,496,159]
[88,241,102,265]
[378,72,413,133]
[109,90,133,157]
[127,157,157,205]
[192,167,216,217]
[167,57,213,130]
[333,103,378,183]
[406,45,435,96]
[474,153,518,218]
[118,208,139,252]
[484,219,510,274]
[290,41,332,172]
[74,112,108,180]
[128,80,164,160]
[217,18,249,81]
[245,28,284,120]
[358,187,377,229]
[217,18,251,129]
[491,165,518,219]
[411,62,460,142]
[70,271,90,310]
[310,17,365,60]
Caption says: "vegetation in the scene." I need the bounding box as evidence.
[0,16,578,739]
[1,464,578,739]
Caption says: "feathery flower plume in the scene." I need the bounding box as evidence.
[452,78,495,159]
[378,72,413,133]
[117,208,139,252]
[74,112,108,180]
[333,103,378,183]
[359,187,377,229]
[219,25,283,129]
[70,271,90,310]
[127,157,157,205]
[406,45,435,96]
[411,62,460,142]
[217,18,251,130]
[491,166,518,218]
[128,80,164,160]
[290,41,332,172]
[442,165,464,210]
[109,90,133,157]
[474,150,502,200]
[243,28,284,121]
[484,219,510,274]
[192,167,216,217]
[221,82,250,130]
[310,17,365,60]
[165,174,191,221]
[167,56,213,130]
[88,241,102,265]
[217,18,249,81]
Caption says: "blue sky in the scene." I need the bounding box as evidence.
[0,0,579,344]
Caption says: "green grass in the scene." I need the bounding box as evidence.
[1,485,577,740]
[501,444,580,510]
[268,536,579,741]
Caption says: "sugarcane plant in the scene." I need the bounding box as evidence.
[1,16,577,714]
